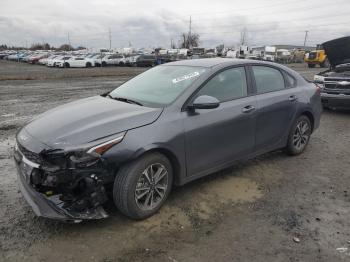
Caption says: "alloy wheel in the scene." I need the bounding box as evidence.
[134,163,168,211]
[293,120,310,151]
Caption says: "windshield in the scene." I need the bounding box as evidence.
[109,65,207,107]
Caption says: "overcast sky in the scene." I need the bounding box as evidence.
[0,0,349,49]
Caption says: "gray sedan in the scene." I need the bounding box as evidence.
[14,58,322,221]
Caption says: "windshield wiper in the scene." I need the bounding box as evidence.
[108,95,143,106]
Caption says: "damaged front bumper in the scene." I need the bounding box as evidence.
[14,143,111,222]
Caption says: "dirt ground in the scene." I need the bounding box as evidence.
[0,60,349,262]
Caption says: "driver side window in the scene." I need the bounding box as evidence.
[196,67,247,102]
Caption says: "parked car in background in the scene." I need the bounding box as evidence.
[101,54,126,66]
[135,54,156,67]
[28,53,48,64]
[314,36,350,109]
[93,54,106,67]
[48,56,71,67]
[124,54,140,66]
[56,57,93,68]
[14,58,321,222]
[38,55,57,65]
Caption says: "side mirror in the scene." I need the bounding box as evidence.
[189,95,220,110]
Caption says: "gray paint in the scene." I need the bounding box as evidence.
[18,59,322,187]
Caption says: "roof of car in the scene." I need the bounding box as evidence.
[165,58,268,68]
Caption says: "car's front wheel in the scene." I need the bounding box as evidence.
[286,115,312,155]
[113,152,173,219]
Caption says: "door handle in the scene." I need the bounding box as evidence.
[289,95,298,102]
[242,105,255,113]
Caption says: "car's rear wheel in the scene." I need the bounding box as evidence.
[308,63,315,68]
[113,152,173,219]
[64,62,70,68]
[286,115,312,155]
[101,61,107,67]
[86,62,92,68]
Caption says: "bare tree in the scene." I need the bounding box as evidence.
[181,33,200,48]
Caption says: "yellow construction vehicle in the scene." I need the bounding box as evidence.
[304,44,329,68]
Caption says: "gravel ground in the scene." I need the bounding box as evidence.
[0,61,349,262]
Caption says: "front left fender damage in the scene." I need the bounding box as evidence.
[14,143,114,222]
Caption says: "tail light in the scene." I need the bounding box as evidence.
[314,83,322,95]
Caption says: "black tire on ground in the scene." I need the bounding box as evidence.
[113,152,173,220]
[101,61,107,67]
[286,115,312,156]
[119,62,125,66]
[86,62,91,68]
[308,63,316,68]
[64,62,70,68]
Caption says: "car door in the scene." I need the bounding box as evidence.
[250,65,298,151]
[183,66,257,177]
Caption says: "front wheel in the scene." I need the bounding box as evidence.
[308,63,316,68]
[286,115,312,155]
[113,152,173,220]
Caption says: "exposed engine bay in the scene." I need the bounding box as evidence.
[14,141,114,221]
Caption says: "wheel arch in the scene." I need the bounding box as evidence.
[132,146,182,186]
[299,110,315,132]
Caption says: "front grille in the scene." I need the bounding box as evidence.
[324,82,350,90]
[324,77,350,82]
[17,143,42,164]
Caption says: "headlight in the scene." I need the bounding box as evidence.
[68,133,125,167]
[87,135,124,156]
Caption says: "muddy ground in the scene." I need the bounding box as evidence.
[0,60,349,262]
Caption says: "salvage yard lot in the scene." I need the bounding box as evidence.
[0,60,349,262]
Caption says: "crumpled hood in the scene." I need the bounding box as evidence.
[24,96,162,148]
[323,36,350,67]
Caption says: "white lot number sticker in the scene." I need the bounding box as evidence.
[172,71,200,84]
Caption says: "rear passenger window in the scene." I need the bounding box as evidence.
[196,67,247,102]
[252,66,285,94]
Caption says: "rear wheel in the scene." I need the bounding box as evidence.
[64,62,70,68]
[101,61,107,67]
[113,152,173,220]
[308,63,316,68]
[286,115,312,155]
[86,62,92,68]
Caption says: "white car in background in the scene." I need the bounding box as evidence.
[56,57,93,68]
[101,54,126,66]
[39,55,57,65]
[125,54,140,66]
[50,56,72,67]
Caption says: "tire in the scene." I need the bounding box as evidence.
[308,63,316,68]
[113,152,173,220]
[64,62,70,68]
[101,61,107,67]
[286,115,312,156]
[86,62,91,68]
[119,61,125,66]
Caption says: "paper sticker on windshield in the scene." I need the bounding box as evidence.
[172,71,200,84]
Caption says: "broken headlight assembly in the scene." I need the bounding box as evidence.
[68,133,125,168]
[40,132,125,169]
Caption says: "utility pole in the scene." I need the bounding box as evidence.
[67,32,71,50]
[108,27,112,51]
[303,30,309,48]
[188,15,192,49]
